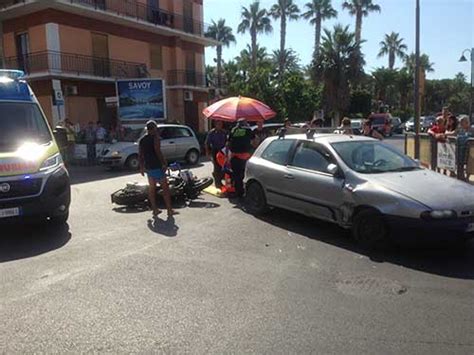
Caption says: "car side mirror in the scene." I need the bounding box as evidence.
[327,163,339,175]
[414,159,421,167]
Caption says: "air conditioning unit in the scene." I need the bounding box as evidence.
[65,85,78,96]
[184,90,193,102]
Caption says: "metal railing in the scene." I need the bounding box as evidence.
[167,70,206,87]
[0,0,209,37]
[3,51,147,79]
[70,0,208,37]
[405,133,474,181]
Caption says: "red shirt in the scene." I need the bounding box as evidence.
[430,125,446,134]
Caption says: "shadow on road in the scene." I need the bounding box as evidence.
[257,208,474,280]
[147,217,179,237]
[69,166,138,185]
[0,223,71,262]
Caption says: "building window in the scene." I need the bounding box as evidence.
[150,44,163,70]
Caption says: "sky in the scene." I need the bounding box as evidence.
[203,0,473,80]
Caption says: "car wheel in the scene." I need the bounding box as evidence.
[352,209,390,249]
[185,149,200,165]
[125,154,140,171]
[49,211,69,225]
[245,182,268,215]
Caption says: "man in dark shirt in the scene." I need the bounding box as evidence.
[205,120,227,188]
[228,118,255,198]
[139,121,175,217]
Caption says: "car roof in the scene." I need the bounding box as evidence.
[267,133,374,145]
[157,124,191,129]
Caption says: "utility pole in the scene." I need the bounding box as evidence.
[414,0,421,159]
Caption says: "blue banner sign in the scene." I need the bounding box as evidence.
[116,79,166,120]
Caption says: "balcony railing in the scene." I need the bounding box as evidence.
[0,0,209,37]
[167,70,206,88]
[3,51,147,79]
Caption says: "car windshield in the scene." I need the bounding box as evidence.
[0,102,52,151]
[121,128,145,142]
[331,140,420,174]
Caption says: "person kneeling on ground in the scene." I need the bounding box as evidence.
[139,120,176,218]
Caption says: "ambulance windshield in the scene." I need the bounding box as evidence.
[0,102,52,151]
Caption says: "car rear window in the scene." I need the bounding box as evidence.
[261,139,295,165]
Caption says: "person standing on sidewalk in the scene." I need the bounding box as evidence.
[227,118,255,198]
[64,119,76,165]
[139,120,176,218]
[84,121,97,166]
[205,120,227,189]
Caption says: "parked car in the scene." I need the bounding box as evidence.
[404,116,436,133]
[244,133,474,248]
[351,119,363,135]
[100,124,201,170]
[390,117,403,134]
[369,113,392,136]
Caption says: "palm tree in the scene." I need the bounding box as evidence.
[314,24,362,123]
[205,19,236,89]
[342,0,381,43]
[405,53,435,74]
[238,1,273,71]
[302,0,338,61]
[372,67,398,104]
[236,44,270,71]
[272,48,300,73]
[396,68,412,110]
[269,0,300,78]
[377,32,407,69]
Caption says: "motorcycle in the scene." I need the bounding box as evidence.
[111,163,213,207]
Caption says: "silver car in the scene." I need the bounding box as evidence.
[100,124,201,170]
[244,133,474,248]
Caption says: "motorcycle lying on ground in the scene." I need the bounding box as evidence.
[111,163,213,207]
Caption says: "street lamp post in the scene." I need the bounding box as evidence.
[414,0,421,159]
[459,48,474,124]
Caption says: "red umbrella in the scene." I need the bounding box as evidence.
[202,96,276,122]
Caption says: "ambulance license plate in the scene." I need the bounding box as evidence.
[0,207,20,219]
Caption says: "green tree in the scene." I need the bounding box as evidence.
[396,68,413,111]
[302,0,338,62]
[279,72,322,121]
[205,19,236,90]
[342,0,381,44]
[235,44,271,74]
[272,49,301,73]
[372,67,398,104]
[238,1,273,72]
[269,0,300,78]
[405,53,435,74]
[313,24,363,123]
[349,88,372,116]
[377,32,407,69]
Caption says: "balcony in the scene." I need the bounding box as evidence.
[0,0,213,42]
[167,70,206,88]
[3,50,147,80]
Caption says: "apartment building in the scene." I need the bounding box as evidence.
[0,0,216,132]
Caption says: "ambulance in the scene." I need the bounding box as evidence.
[0,70,70,224]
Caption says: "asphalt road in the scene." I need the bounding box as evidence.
[1,135,474,354]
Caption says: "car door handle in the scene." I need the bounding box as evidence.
[284,174,295,179]
[168,141,175,144]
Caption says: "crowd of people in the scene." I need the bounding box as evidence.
[427,107,473,180]
[61,119,126,165]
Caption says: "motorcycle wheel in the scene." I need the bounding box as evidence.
[111,189,148,206]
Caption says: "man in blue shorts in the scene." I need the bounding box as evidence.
[139,121,175,217]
